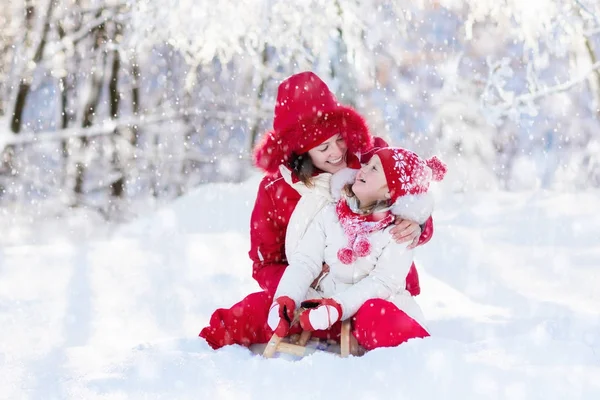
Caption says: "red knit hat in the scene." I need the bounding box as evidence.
[374,147,447,224]
[253,72,373,174]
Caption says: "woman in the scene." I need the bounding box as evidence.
[249,71,432,296]
[268,147,447,349]
[199,72,433,349]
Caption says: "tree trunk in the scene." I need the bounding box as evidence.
[584,38,600,116]
[59,75,70,188]
[248,46,270,151]
[56,22,71,190]
[10,0,56,134]
[3,0,56,177]
[74,21,107,198]
[131,57,141,147]
[109,21,124,200]
[330,0,358,107]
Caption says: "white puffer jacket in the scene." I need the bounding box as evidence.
[274,172,427,328]
[280,165,360,257]
[280,165,332,259]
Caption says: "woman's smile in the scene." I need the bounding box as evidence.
[328,156,344,165]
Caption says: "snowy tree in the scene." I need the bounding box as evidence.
[459,0,600,189]
[1,0,599,222]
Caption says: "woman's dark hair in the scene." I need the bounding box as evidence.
[288,152,316,187]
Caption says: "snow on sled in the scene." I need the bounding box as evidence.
[249,319,366,360]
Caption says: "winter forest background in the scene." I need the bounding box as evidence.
[1,0,600,230]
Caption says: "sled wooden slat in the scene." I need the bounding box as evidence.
[340,319,351,357]
[297,330,312,346]
[349,331,360,356]
[263,334,284,358]
[271,342,318,357]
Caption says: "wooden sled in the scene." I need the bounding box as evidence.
[257,319,364,359]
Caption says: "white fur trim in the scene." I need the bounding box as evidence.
[278,165,296,187]
[278,164,332,198]
[390,192,434,225]
[330,168,358,200]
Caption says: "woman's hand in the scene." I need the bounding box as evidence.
[390,218,421,249]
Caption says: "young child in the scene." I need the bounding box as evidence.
[268,147,447,350]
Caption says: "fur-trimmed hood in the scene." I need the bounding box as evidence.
[252,72,372,174]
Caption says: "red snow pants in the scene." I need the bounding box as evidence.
[199,292,429,351]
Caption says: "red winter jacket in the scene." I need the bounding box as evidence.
[249,170,434,297]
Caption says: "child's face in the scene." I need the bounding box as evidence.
[307,134,348,174]
[352,155,390,206]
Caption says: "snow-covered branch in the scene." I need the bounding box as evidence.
[583,27,600,37]
[47,5,130,60]
[575,0,600,25]
[521,62,600,101]
[77,2,130,18]
[482,60,600,122]
[1,107,270,149]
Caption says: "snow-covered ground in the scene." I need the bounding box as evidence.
[1,174,600,399]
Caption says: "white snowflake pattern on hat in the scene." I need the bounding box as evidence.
[399,171,412,191]
[392,151,406,170]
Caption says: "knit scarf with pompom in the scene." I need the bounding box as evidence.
[335,199,394,265]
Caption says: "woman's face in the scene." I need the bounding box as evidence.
[307,134,348,174]
[352,155,390,206]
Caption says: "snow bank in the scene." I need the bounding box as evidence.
[1,179,599,399]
